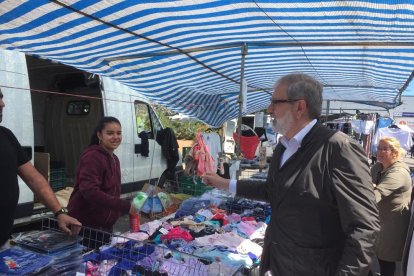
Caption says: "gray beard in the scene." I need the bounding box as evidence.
[271,118,278,134]
[271,116,293,136]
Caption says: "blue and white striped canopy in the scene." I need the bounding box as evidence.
[1,0,414,127]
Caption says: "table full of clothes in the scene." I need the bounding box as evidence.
[0,189,271,276]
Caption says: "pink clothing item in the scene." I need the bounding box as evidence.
[193,132,215,176]
[227,213,242,224]
[86,261,99,276]
[160,226,193,242]
[237,221,257,237]
[241,216,256,222]
[162,222,174,231]
[124,231,150,242]
[249,222,267,241]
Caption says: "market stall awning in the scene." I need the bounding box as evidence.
[1,1,414,127]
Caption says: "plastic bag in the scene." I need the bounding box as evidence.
[157,192,172,210]
[132,191,149,211]
[136,183,174,215]
[141,196,163,214]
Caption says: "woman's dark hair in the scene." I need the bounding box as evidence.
[90,116,121,145]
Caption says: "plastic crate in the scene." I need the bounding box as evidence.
[50,179,66,192]
[50,166,66,192]
[181,175,212,196]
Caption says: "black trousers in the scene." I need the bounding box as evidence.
[368,259,396,276]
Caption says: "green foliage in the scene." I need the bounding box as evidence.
[154,105,210,140]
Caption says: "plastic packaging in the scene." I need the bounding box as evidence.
[12,230,82,253]
[157,192,172,210]
[133,191,149,210]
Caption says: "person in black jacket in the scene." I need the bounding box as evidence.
[202,73,380,275]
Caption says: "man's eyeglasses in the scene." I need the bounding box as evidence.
[271,99,302,105]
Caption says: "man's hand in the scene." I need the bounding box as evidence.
[201,172,230,190]
[57,214,82,236]
[18,162,82,236]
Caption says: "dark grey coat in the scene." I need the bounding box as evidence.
[237,123,380,276]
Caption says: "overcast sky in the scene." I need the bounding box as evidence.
[404,81,414,96]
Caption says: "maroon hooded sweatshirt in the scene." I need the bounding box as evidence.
[68,145,130,231]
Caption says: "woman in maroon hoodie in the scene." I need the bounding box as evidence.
[68,117,136,247]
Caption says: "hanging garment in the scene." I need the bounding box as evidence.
[138,131,149,157]
[156,128,179,173]
[200,132,221,172]
[377,117,394,129]
[233,129,260,160]
[372,127,414,152]
[193,132,215,177]
[351,120,375,135]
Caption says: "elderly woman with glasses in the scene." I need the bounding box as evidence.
[370,137,412,276]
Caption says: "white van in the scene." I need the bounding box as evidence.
[0,49,176,225]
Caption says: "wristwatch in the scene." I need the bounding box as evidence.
[54,207,68,218]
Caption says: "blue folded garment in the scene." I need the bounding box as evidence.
[174,199,211,218]
[0,247,54,275]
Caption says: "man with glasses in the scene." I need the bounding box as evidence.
[0,88,81,248]
[202,73,379,275]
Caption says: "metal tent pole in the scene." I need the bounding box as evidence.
[325,100,330,124]
[236,43,248,158]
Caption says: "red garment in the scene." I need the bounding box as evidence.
[211,213,229,226]
[210,206,226,214]
[241,216,256,222]
[67,145,130,231]
[233,132,260,160]
[160,226,193,242]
